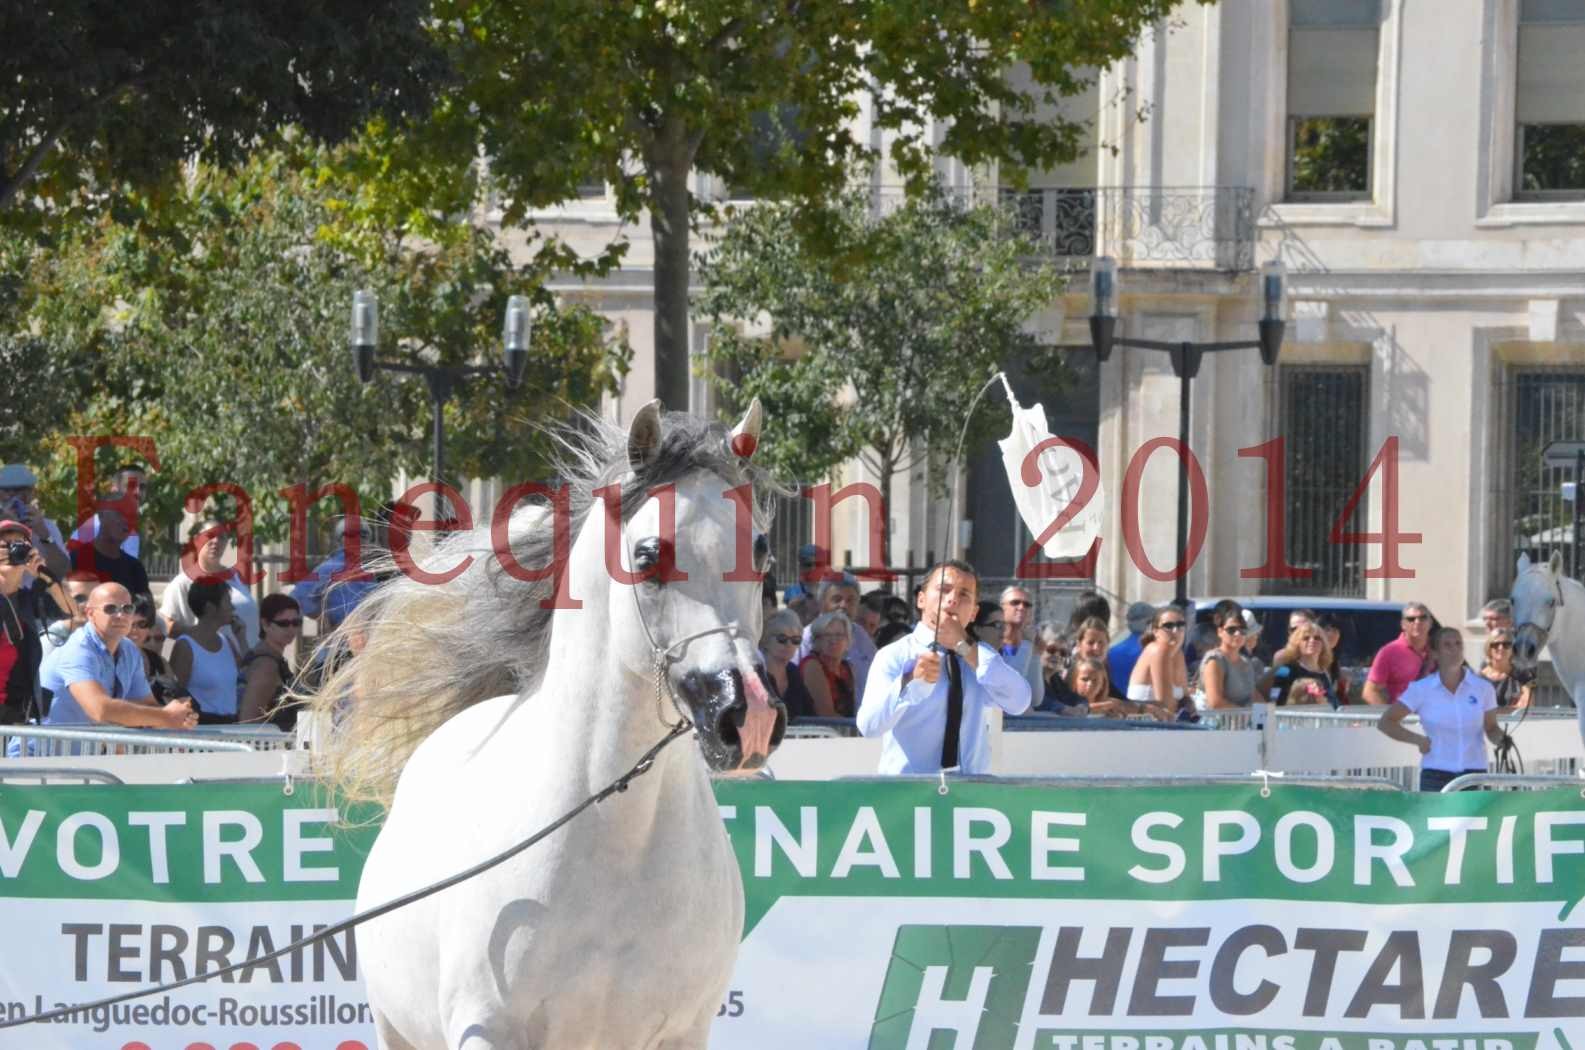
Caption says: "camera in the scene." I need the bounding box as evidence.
[5,540,33,567]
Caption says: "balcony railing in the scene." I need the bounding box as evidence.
[1000,186,1255,271]
[870,185,1255,272]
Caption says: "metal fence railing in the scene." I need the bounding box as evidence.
[1441,772,1585,793]
[3,725,262,759]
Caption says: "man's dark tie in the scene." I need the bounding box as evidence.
[940,649,964,770]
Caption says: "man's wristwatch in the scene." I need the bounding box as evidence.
[952,639,974,659]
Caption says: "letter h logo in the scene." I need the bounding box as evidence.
[868,925,1041,1050]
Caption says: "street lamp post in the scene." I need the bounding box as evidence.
[350,290,532,521]
[1058,256,1288,605]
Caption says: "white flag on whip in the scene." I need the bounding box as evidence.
[995,375,1104,559]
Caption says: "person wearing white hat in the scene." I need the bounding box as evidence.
[0,463,69,580]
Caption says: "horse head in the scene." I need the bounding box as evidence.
[1511,550,1566,670]
[602,399,786,772]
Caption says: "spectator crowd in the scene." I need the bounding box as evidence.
[0,459,415,737]
[0,458,1538,790]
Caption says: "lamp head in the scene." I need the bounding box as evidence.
[350,289,379,384]
[502,294,531,390]
[1257,260,1288,366]
[1088,255,1118,320]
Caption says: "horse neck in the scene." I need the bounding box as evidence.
[1550,574,1585,672]
[538,547,701,793]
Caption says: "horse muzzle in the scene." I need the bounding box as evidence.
[1513,624,1546,670]
[675,667,787,773]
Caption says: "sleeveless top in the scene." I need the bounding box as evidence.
[801,657,855,718]
[763,662,816,722]
[1269,661,1337,706]
[1200,649,1256,707]
[1481,665,1533,709]
[240,648,297,730]
[175,633,240,720]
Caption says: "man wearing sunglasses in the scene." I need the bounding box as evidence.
[36,582,197,730]
[1362,601,1437,706]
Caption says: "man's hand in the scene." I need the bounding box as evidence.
[914,649,942,684]
[160,699,198,731]
[1416,735,1431,756]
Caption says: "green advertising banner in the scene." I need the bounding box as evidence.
[1,780,1583,1049]
[710,781,1585,1050]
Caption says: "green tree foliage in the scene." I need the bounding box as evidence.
[0,0,448,227]
[2,146,629,548]
[365,0,1191,408]
[695,185,1066,560]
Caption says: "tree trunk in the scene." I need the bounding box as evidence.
[877,454,895,571]
[646,118,695,412]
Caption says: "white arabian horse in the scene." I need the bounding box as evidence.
[1510,550,1585,750]
[310,401,785,1050]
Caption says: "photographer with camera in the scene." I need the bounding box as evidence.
[0,518,74,723]
[0,464,70,581]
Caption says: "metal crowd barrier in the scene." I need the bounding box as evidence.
[835,772,1403,790]
[0,765,126,785]
[1440,772,1585,793]
[2,725,258,758]
[1003,715,1210,731]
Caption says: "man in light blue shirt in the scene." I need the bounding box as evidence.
[293,516,380,629]
[40,582,196,729]
[858,560,1031,774]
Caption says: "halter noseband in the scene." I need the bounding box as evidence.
[626,552,755,731]
[1515,566,1565,654]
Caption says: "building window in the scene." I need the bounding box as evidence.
[1506,370,1585,579]
[576,177,606,200]
[1516,0,1585,200]
[1277,365,1369,597]
[1286,0,1382,201]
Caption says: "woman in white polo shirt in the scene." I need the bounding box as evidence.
[1378,625,1504,792]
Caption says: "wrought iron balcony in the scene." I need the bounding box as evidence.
[999,186,1255,271]
[869,185,1256,272]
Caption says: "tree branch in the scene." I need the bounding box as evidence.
[0,127,64,212]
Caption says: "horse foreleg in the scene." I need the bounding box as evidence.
[372,1010,421,1050]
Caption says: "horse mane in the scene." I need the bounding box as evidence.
[301,410,778,809]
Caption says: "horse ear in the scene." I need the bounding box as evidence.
[730,397,763,459]
[628,399,663,472]
[1549,549,1566,577]
[1518,552,1532,574]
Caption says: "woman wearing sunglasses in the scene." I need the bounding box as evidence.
[758,608,813,721]
[239,594,304,728]
[127,595,177,703]
[1478,626,1532,713]
[1264,622,1339,707]
[1198,603,1257,709]
[1126,607,1189,720]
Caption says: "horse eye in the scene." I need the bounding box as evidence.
[753,533,770,572]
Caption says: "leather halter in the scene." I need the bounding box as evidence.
[1514,565,1565,654]
[624,528,756,731]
